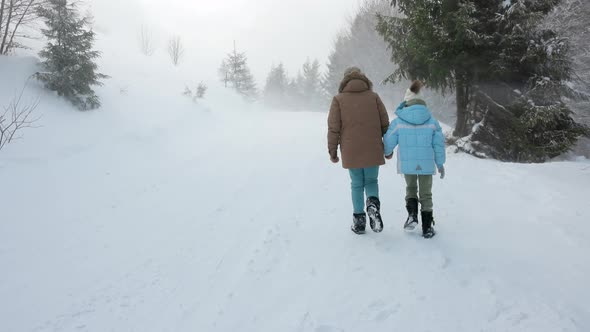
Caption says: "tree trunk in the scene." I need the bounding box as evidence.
[0,0,6,53]
[6,0,35,54]
[0,0,13,54]
[453,76,470,137]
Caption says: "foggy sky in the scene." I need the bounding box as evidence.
[92,0,363,83]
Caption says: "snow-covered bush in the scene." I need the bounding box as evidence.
[182,82,208,102]
[195,82,207,99]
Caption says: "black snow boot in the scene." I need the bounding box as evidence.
[351,213,367,234]
[366,197,383,233]
[421,211,436,239]
[404,198,419,231]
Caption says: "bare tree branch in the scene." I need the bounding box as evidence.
[0,0,45,54]
[5,0,36,52]
[0,80,41,151]
[0,0,15,54]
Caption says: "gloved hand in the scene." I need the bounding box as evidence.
[330,156,340,164]
[438,166,445,179]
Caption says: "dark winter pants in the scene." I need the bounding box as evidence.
[405,174,433,212]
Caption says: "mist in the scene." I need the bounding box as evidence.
[2,1,590,331]
[90,0,362,83]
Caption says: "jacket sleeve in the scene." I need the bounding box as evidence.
[327,97,342,159]
[376,95,390,136]
[383,119,399,157]
[432,120,446,168]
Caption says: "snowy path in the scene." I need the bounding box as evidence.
[1,110,589,332]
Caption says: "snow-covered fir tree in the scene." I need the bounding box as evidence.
[219,43,257,100]
[263,63,289,108]
[36,0,107,110]
[545,0,590,155]
[323,0,454,120]
[324,0,398,102]
[377,0,589,161]
[285,77,302,110]
[299,58,323,109]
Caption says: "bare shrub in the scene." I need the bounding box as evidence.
[167,35,184,66]
[138,24,156,56]
[0,84,40,151]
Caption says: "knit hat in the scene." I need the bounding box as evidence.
[404,80,423,102]
[344,66,362,77]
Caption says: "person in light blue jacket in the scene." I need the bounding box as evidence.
[383,80,446,238]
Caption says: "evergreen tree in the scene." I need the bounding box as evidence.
[219,43,257,100]
[323,0,398,102]
[545,0,590,121]
[36,0,107,110]
[377,0,589,161]
[324,34,352,97]
[285,77,302,110]
[263,63,289,108]
[299,58,323,109]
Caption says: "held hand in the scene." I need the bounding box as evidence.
[385,154,393,160]
[438,166,445,179]
[330,156,340,164]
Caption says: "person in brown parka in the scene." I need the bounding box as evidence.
[327,67,390,234]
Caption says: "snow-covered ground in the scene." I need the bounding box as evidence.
[2,38,590,332]
[1,62,589,332]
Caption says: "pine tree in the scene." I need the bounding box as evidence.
[377,0,589,161]
[263,63,289,108]
[323,0,398,102]
[285,77,302,110]
[324,34,352,97]
[545,0,590,122]
[36,0,107,110]
[219,42,257,100]
[299,58,323,109]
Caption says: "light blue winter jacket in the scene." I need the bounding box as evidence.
[383,100,446,175]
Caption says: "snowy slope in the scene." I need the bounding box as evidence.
[2,14,590,330]
[1,55,590,332]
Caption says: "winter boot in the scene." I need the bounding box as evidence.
[404,198,419,230]
[351,213,367,235]
[421,211,436,239]
[366,197,384,233]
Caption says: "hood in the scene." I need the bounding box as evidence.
[339,71,373,93]
[395,101,432,125]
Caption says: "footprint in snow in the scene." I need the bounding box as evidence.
[315,325,344,332]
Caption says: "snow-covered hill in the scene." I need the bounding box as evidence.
[1,56,590,331]
[1,13,590,331]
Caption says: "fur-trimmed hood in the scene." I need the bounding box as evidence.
[338,71,373,93]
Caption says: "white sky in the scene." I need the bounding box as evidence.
[92,0,364,83]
